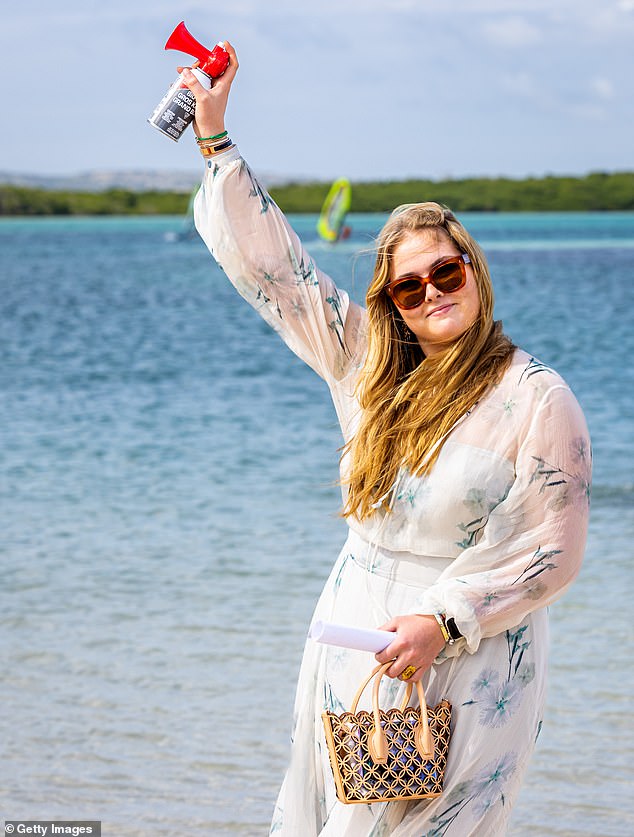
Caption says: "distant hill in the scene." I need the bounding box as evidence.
[0,168,285,192]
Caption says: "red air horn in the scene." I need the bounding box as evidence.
[164,22,229,78]
[148,21,229,142]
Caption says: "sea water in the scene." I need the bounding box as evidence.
[1,211,633,836]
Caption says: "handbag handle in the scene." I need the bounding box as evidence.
[349,661,434,765]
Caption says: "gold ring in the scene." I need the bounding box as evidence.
[400,665,417,681]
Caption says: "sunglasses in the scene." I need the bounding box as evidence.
[385,254,471,310]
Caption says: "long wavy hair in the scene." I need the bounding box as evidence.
[342,202,516,521]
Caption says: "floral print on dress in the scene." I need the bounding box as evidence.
[291,248,319,288]
[513,546,562,586]
[456,485,511,549]
[530,444,591,512]
[324,680,347,714]
[326,291,351,359]
[463,626,534,728]
[240,158,272,212]
[425,752,518,835]
[518,357,554,383]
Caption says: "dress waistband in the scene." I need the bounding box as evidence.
[344,529,454,590]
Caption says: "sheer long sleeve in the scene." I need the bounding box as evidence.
[413,380,592,654]
[193,148,366,384]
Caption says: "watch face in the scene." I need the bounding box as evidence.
[445,618,462,641]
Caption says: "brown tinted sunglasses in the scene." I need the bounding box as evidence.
[385,254,471,310]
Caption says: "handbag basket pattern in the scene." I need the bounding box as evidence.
[322,661,451,804]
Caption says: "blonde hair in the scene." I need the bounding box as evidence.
[342,202,515,521]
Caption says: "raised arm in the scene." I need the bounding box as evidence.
[182,45,366,383]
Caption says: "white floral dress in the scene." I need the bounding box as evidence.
[194,147,591,836]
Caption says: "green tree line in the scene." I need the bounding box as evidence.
[1,171,632,216]
[0,187,190,216]
[271,171,634,213]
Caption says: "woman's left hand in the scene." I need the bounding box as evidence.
[375,614,446,682]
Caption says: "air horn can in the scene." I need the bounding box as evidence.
[148,21,229,142]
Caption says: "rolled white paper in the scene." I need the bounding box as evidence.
[309,620,394,653]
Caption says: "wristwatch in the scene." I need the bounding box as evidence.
[445,616,463,644]
[434,612,463,645]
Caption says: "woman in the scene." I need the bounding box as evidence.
[182,45,591,835]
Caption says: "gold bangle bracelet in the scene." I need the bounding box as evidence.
[197,138,232,149]
[198,137,232,147]
[433,612,451,644]
[199,142,234,157]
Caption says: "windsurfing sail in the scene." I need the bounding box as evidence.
[317,178,352,242]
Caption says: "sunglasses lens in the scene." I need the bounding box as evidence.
[391,278,426,309]
[430,260,465,292]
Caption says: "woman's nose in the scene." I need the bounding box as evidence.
[424,281,442,302]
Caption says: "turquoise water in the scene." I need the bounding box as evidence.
[1,212,633,835]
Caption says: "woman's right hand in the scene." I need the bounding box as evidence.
[178,40,239,139]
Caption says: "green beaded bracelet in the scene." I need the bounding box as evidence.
[196,130,228,142]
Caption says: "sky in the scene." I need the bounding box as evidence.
[2,0,633,181]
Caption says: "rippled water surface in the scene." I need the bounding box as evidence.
[1,211,633,835]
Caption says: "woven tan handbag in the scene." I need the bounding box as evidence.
[322,661,451,804]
